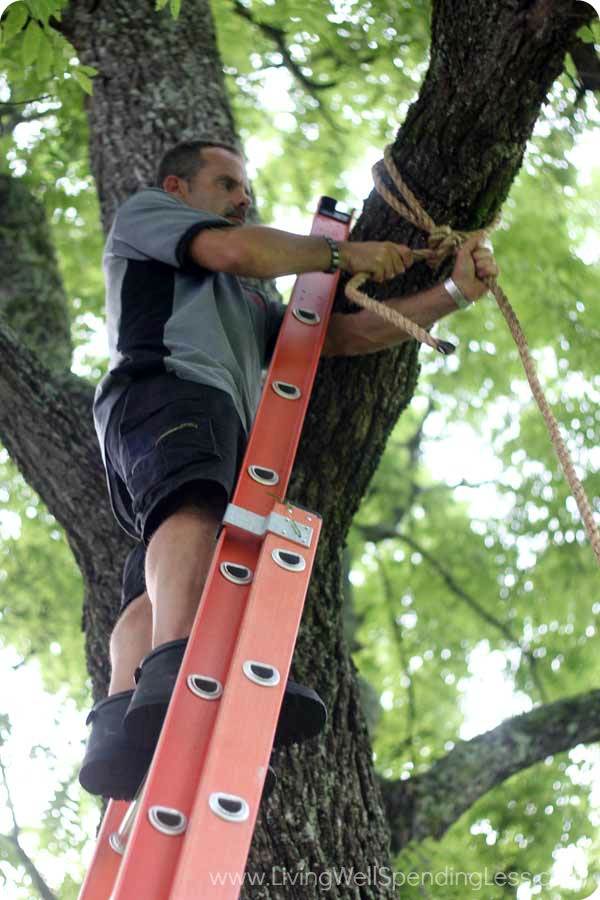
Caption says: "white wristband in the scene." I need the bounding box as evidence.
[444,277,472,310]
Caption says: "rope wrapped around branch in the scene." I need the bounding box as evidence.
[346,144,600,567]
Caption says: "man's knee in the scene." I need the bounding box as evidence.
[145,480,227,546]
[111,592,151,646]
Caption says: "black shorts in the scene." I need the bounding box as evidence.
[121,541,146,612]
[105,374,247,545]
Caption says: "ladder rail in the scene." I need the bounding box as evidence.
[170,509,322,897]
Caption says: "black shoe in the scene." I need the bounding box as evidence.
[274,680,327,747]
[125,640,327,749]
[79,691,154,801]
[124,639,188,748]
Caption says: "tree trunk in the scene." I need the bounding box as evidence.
[1,0,593,892]
[60,0,238,233]
[0,174,72,371]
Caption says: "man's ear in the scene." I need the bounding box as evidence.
[163,174,183,196]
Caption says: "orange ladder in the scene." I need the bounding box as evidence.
[78,196,352,899]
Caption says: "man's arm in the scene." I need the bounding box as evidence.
[190,225,412,284]
[322,284,457,356]
[322,234,498,357]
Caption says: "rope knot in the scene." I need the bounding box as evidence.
[426,225,464,268]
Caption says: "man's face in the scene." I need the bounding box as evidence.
[163,147,251,225]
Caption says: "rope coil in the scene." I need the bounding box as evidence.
[346,144,600,567]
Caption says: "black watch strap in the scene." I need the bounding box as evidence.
[323,236,340,274]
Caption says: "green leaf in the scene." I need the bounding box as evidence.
[78,64,98,76]
[564,52,577,80]
[21,18,42,65]
[576,22,599,44]
[72,67,93,95]
[155,0,169,9]
[59,34,77,58]
[35,28,53,79]
[2,2,29,43]
[170,0,181,18]
[578,27,594,45]
[25,0,51,25]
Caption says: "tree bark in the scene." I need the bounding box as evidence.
[0,174,72,370]
[0,319,131,690]
[1,0,595,892]
[381,687,600,850]
[59,0,239,233]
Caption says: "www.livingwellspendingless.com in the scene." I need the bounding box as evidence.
[208,865,558,891]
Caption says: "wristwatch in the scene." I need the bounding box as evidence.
[444,277,472,310]
[323,236,340,274]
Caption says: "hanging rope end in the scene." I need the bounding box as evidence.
[435,339,456,356]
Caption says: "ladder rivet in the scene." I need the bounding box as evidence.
[220,561,253,584]
[187,674,223,699]
[248,465,279,486]
[209,792,250,823]
[272,381,301,400]
[272,548,307,572]
[148,806,187,836]
[243,659,281,687]
[292,307,320,325]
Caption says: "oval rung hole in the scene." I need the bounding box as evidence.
[220,562,253,585]
[272,548,306,572]
[209,792,250,822]
[159,811,180,828]
[248,465,279,486]
[292,307,320,325]
[226,564,249,579]
[281,551,299,565]
[272,381,301,400]
[148,806,187,836]
[187,674,223,700]
[243,659,280,686]
[222,798,241,815]
[252,664,273,680]
[254,467,274,479]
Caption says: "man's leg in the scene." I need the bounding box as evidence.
[108,591,153,694]
[79,546,155,800]
[145,488,226,647]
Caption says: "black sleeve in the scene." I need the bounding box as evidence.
[263,298,286,366]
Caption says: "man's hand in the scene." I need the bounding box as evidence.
[339,240,413,283]
[451,232,499,302]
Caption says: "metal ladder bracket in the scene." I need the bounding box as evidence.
[223,503,314,548]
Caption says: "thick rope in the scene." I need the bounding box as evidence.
[346,144,600,567]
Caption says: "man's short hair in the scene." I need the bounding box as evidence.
[155,140,243,188]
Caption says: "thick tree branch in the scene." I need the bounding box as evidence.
[380,687,600,850]
[0,316,108,541]
[0,318,132,692]
[0,175,72,371]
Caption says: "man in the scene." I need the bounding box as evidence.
[80,140,498,801]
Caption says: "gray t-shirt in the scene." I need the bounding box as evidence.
[93,188,285,460]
